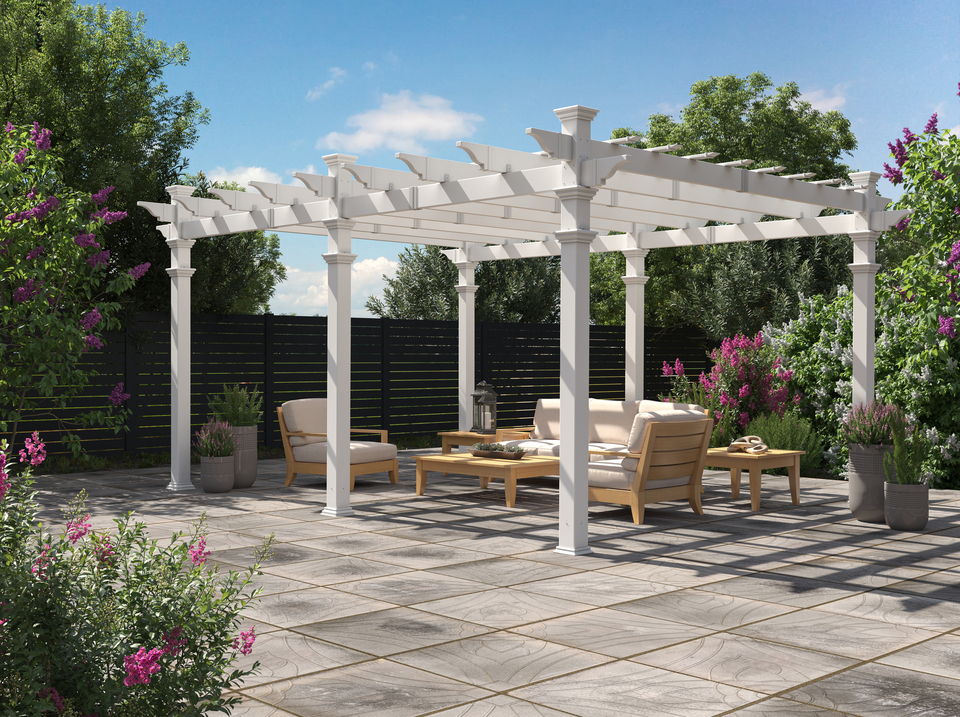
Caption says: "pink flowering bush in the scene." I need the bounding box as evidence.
[0,435,268,715]
[1,122,150,460]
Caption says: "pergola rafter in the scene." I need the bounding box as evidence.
[140,104,908,555]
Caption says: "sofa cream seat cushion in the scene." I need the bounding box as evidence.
[282,398,328,446]
[622,409,709,472]
[291,440,397,465]
[501,439,627,460]
[587,459,695,491]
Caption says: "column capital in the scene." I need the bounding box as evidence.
[848,171,882,190]
[621,248,650,259]
[554,186,598,202]
[165,185,196,198]
[554,105,599,123]
[165,238,196,250]
[848,263,881,275]
[456,285,479,295]
[555,229,597,244]
[323,252,358,265]
[453,261,479,271]
[849,231,881,241]
[166,267,196,278]
[322,217,356,232]
[322,154,359,170]
[622,275,649,286]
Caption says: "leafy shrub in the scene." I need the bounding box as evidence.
[744,412,824,475]
[0,435,266,715]
[208,384,263,427]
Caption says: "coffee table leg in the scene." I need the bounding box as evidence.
[479,476,490,489]
[416,464,427,496]
[789,456,800,505]
[749,465,762,511]
[730,468,741,499]
[441,439,451,476]
[505,477,516,508]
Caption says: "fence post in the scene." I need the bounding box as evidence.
[264,313,275,447]
[478,320,487,383]
[380,318,390,433]
[124,316,138,453]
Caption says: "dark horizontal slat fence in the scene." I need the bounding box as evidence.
[1,313,715,456]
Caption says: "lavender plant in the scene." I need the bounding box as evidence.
[193,420,236,458]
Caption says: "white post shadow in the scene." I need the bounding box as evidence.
[455,252,479,431]
[622,244,650,401]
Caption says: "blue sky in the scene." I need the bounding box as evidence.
[112,0,959,316]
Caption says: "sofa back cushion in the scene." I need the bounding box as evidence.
[282,398,327,446]
[530,399,562,440]
[588,399,641,445]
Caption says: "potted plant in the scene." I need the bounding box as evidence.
[842,401,904,523]
[194,419,236,493]
[209,384,263,489]
[883,420,930,531]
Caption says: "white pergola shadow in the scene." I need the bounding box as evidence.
[140,105,906,555]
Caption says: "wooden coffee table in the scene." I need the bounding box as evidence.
[415,453,559,507]
[705,448,805,511]
[436,429,534,475]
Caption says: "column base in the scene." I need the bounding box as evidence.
[321,506,356,518]
[554,545,593,556]
[166,480,195,492]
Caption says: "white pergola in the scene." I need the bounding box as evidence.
[141,105,907,555]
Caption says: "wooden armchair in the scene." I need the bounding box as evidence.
[277,399,399,489]
[587,413,712,524]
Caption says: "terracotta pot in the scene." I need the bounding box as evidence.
[885,482,929,531]
[848,444,894,523]
[200,455,234,493]
[231,425,258,489]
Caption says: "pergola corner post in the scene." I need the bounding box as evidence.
[622,244,650,401]
[848,171,882,409]
[553,104,599,557]
[164,185,197,492]
[454,252,479,431]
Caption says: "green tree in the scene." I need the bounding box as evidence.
[597,72,858,338]
[0,0,209,312]
[366,245,561,323]
[180,172,287,314]
[1,122,145,455]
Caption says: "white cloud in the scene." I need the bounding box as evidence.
[306,67,347,101]
[318,91,483,154]
[287,164,318,179]
[362,61,377,73]
[272,257,399,316]
[208,165,283,186]
[948,125,960,136]
[801,85,848,112]
[654,102,683,116]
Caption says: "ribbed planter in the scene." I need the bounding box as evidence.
[200,456,234,493]
[848,444,894,523]
[885,482,929,531]
[232,425,258,489]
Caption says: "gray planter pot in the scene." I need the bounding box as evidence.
[848,444,894,523]
[232,425,258,489]
[885,482,929,531]
[200,455,234,493]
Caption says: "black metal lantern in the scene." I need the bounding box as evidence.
[471,381,498,434]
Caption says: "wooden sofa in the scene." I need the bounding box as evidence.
[277,398,399,488]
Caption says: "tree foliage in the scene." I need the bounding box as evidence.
[598,72,859,338]
[365,244,561,323]
[0,0,210,312]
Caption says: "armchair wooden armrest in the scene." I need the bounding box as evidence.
[286,431,327,438]
[499,427,534,439]
[350,428,389,442]
[588,449,643,458]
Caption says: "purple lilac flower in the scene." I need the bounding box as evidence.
[30,122,51,150]
[888,139,909,168]
[951,242,960,269]
[13,148,27,164]
[80,308,102,331]
[933,170,946,180]
[128,262,151,280]
[6,196,60,223]
[90,207,127,224]
[67,514,92,544]
[123,647,164,686]
[232,627,256,656]
[25,245,44,261]
[162,627,186,657]
[109,382,130,406]
[19,431,46,466]
[939,315,956,339]
[13,279,42,303]
[37,687,65,712]
[955,207,960,215]
[895,216,911,232]
[26,187,37,200]
[74,233,99,249]
[86,250,110,268]
[925,113,939,134]
[91,186,115,205]
[4,121,12,133]
[903,127,918,145]
[83,335,104,351]
[882,163,903,185]
[188,536,210,566]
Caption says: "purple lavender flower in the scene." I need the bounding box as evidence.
[13,279,41,302]
[128,262,151,279]
[933,170,946,180]
[882,163,903,185]
[80,308,102,331]
[13,148,27,165]
[91,186,115,205]
[895,216,911,232]
[939,315,956,339]
[74,233,99,249]
[86,250,110,268]
[83,335,104,351]
[109,382,131,406]
[925,113,939,134]
[25,245,44,260]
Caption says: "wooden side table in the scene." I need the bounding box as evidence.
[705,448,805,511]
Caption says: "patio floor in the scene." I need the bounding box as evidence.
[30,450,960,717]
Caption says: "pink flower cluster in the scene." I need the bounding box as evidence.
[67,514,92,544]
[123,646,163,686]
[188,536,210,566]
[92,534,116,565]
[31,543,53,579]
[0,452,9,502]
[233,627,256,656]
[109,382,131,406]
[163,626,187,657]
[661,358,685,378]
[19,431,46,466]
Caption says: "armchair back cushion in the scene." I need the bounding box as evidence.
[282,398,327,446]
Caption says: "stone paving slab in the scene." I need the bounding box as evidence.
[27,454,960,716]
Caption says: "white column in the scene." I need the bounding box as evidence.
[455,253,479,431]
[322,218,357,517]
[622,247,649,401]
[552,104,599,557]
[165,185,196,492]
[848,171,882,409]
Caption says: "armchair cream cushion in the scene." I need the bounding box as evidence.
[282,398,327,446]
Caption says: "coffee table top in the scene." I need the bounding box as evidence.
[417,452,559,467]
